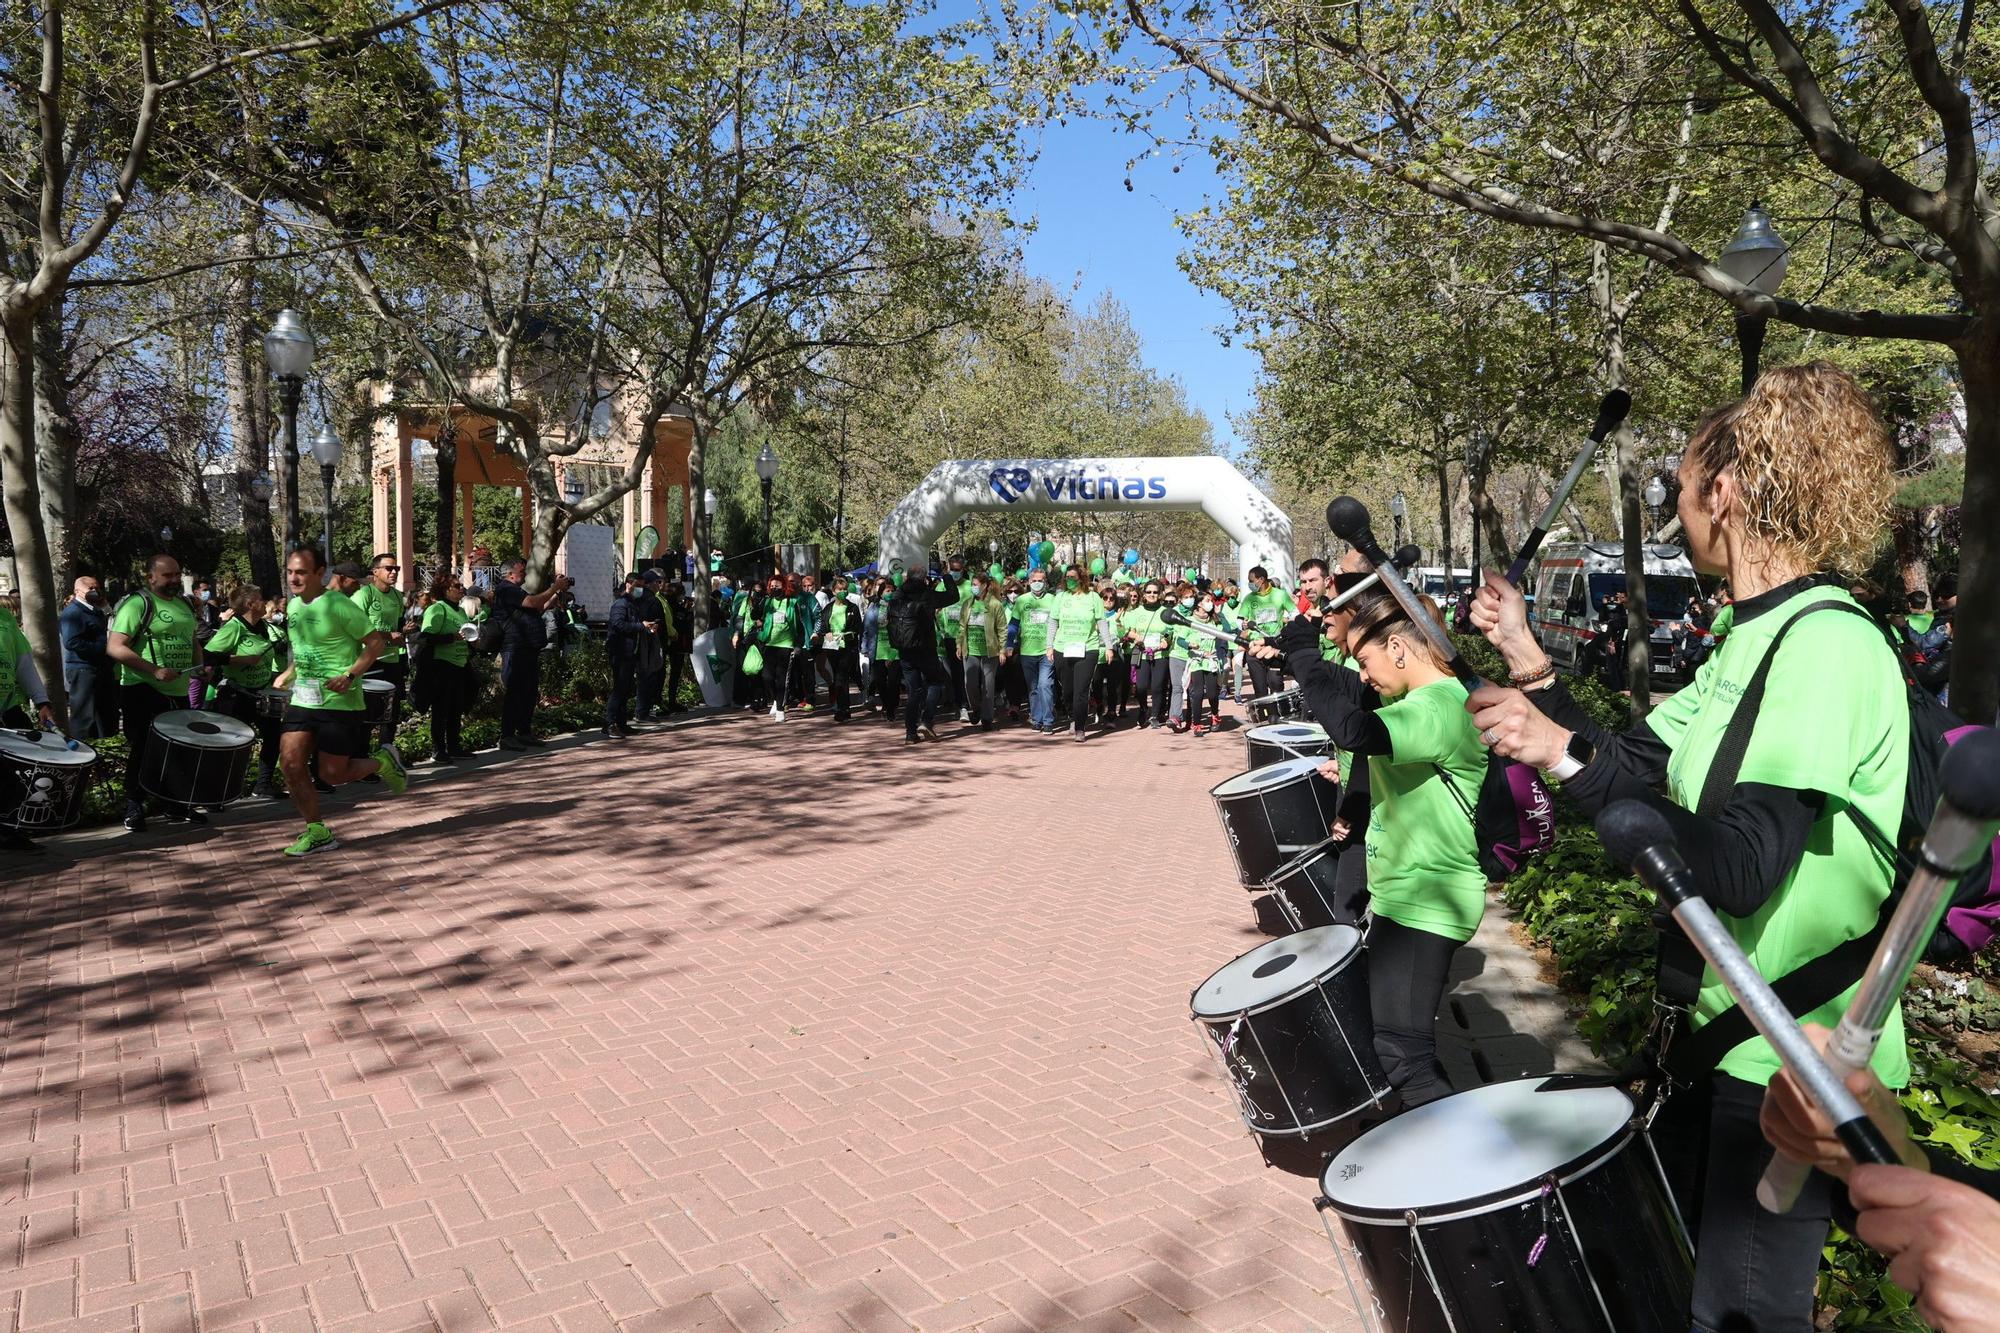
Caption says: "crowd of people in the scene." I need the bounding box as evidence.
[714,559,1319,743]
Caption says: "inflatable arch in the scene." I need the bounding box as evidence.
[877,457,1295,586]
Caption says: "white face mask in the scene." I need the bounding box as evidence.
[1007,592,1019,603]
[1181,597,1195,608]
[1029,582,1044,593]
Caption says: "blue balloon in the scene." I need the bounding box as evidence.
[1027,547,1043,571]
[1122,548,1140,567]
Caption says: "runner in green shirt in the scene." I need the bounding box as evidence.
[1234,565,1293,701]
[275,545,406,857]
[1462,364,1910,1331]
[105,553,204,830]
[351,554,409,749]
[958,575,1007,729]
[1012,575,1057,732]
[867,577,900,719]
[1046,567,1101,741]
[1122,581,1173,728]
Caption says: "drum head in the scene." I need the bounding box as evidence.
[1191,925,1363,1018]
[1211,754,1324,799]
[1265,836,1343,882]
[1322,1077,1635,1220]
[151,711,256,747]
[1246,723,1328,748]
[0,728,96,767]
[362,678,394,695]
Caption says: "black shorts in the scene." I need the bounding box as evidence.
[281,705,371,758]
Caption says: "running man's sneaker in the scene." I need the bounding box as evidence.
[373,744,408,795]
[284,823,337,857]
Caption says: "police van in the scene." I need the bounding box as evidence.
[1532,543,1706,684]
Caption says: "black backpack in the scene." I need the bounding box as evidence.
[1657,596,1993,1080]
[886,592,929,655]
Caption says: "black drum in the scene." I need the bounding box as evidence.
[1245,721,1331,771]
[1264,838,1367,930]
[1211,755,1340,887]
[1317,1078,1692,1333]
[1249,687,1305,725]
[138,711,255,807]
[1191,925,1389,1138]
[0,728,95,832]
[361,677,396,724]
[255,686,290,721]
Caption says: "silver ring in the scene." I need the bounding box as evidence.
[1480,728,1496,746]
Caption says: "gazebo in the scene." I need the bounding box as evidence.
[367,381,695,593]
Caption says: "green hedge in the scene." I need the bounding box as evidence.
[1451,634,2000,1329]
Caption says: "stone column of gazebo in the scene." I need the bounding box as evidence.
[366,385,696,599]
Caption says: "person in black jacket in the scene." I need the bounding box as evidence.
[602,572,650,738]
[886,566,959,743]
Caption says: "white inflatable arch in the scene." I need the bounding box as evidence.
[877,457,1295,586]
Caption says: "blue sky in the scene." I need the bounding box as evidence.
[1009,113,1259,457]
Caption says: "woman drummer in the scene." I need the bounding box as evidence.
[1466,362,1907,1333]
[1268,589,1486,1108]
[418,574,474,763]
[205,585,284,798]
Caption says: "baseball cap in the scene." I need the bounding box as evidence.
[640,569,664,583]
[330,561,367,579]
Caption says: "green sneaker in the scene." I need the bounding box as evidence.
[372,744,408,795]
[283,823,337,857]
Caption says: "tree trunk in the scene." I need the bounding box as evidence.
[1950,332,2000,723]
[687,421,712,636]
[32,294,78,589]
[436,426,457,567]
[527,495,570,595]
[1891,506,1931,598]
[1435,456,1453,597]
[223,205,278,594]
[1592,241,1651,715]
[0,312,63,718]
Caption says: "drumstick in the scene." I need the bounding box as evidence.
[1503,390,1633,586]
[1326,497,1485,689]
[1597,801,1903,1170]
[1755,728,2000,1212]
[1159,606,1238,645]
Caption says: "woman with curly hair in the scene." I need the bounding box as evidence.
[1466,362,1908,1333]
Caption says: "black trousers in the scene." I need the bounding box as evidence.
[1652,1073,1835,1333]
[665,648,687,711]
[827,650,855,718]
[64,663,113,738]
[216,686,281,775]
[1000,652,1027,707]
[606,653,637,727]
[787,642,813,706]
[1247,655,1284,698]
[1096,653,1129,718]
[424,660,468,754]
[1062,652,1098,732]
[872,658,902,718]
[501,645,541,738]
[367,659,407,749]
[1134,656,1170,725]
[902,654,948,739]
[1365,914,1459,1109]
[732,635,764,708]
[1186,669,1221,725]
[943,638,966,712]
[762,645,794,709]
[119,683,177,807]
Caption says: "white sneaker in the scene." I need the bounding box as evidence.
[775,709,787,722]
[958,708,970,722]
[768,704,779,719]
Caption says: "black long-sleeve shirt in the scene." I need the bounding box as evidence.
[1277,615,1376,825]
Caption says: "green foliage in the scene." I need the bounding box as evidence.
[1895,460,1965,510]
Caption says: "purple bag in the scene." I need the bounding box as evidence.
[1434,756,1556,881]
[1939,725,2000,956]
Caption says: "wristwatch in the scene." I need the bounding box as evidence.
[1545,731,1595,781]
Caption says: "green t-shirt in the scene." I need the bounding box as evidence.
[351,583,406,662]
[284,591,374,712]
[1235,585,1292,641]
[1123,605,1170,656]
[1648,585,1911,1088]
[1012,592,1055,656]
[870,600,899,663]
[1364,678,1490,944]
[1167,604,1196,661]
[962,598,1003,657]
[0,609,29,711]
[110,591,198,694]
[421,601,470,667]
[822,600,856,650]
[762,601,797,650]
[204,618,279,690]
[1051,590,1100,655]
[1180,617,1227,673]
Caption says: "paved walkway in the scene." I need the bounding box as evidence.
[0,705,1591,1333]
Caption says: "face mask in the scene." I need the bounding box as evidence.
[1007,592,1018,603]
[1065,577,1078,590]
[890,569,906,587]
[85,590,100,603]
[270,613,286,626]
[197,589,210,601]
[1181,597,1194,609]
[1029,582,1044,593]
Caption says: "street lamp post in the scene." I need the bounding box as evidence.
[755,442,779,578]
[1389,491,1409,549]
[308,424,343,566]
[1717,203,1790,394]
[262,310,316,554]
[1643,475,1669,533]
[702,488,718,582]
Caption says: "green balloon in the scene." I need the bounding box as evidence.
[1090,556,1106,575]
[989,562,1004,578]
[1184,567,1199,581]
[1038,540,1056,560]
[1015,567,1028,579]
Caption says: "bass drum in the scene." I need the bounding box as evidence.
[255,687,291,721]
[361,677,396,724]
[1211,755,1339,887]
[1264,837,1367,930]
[138,711,255,808]
[1245,722,1331,772]
[1248,686,1305,725]
[0,728,96,832]
[1318,1077,1692,1333]
[1190,925,1389,1138]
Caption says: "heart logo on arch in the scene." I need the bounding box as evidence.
[989,467,1031,503]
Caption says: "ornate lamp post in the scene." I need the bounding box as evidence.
[1717,204,1790,394]
[261,310,316,554]
[1389,491,1408,549]
[307,424,343,565]
[755,442,779,578]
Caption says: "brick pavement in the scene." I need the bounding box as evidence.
[0,708,1383,1333]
